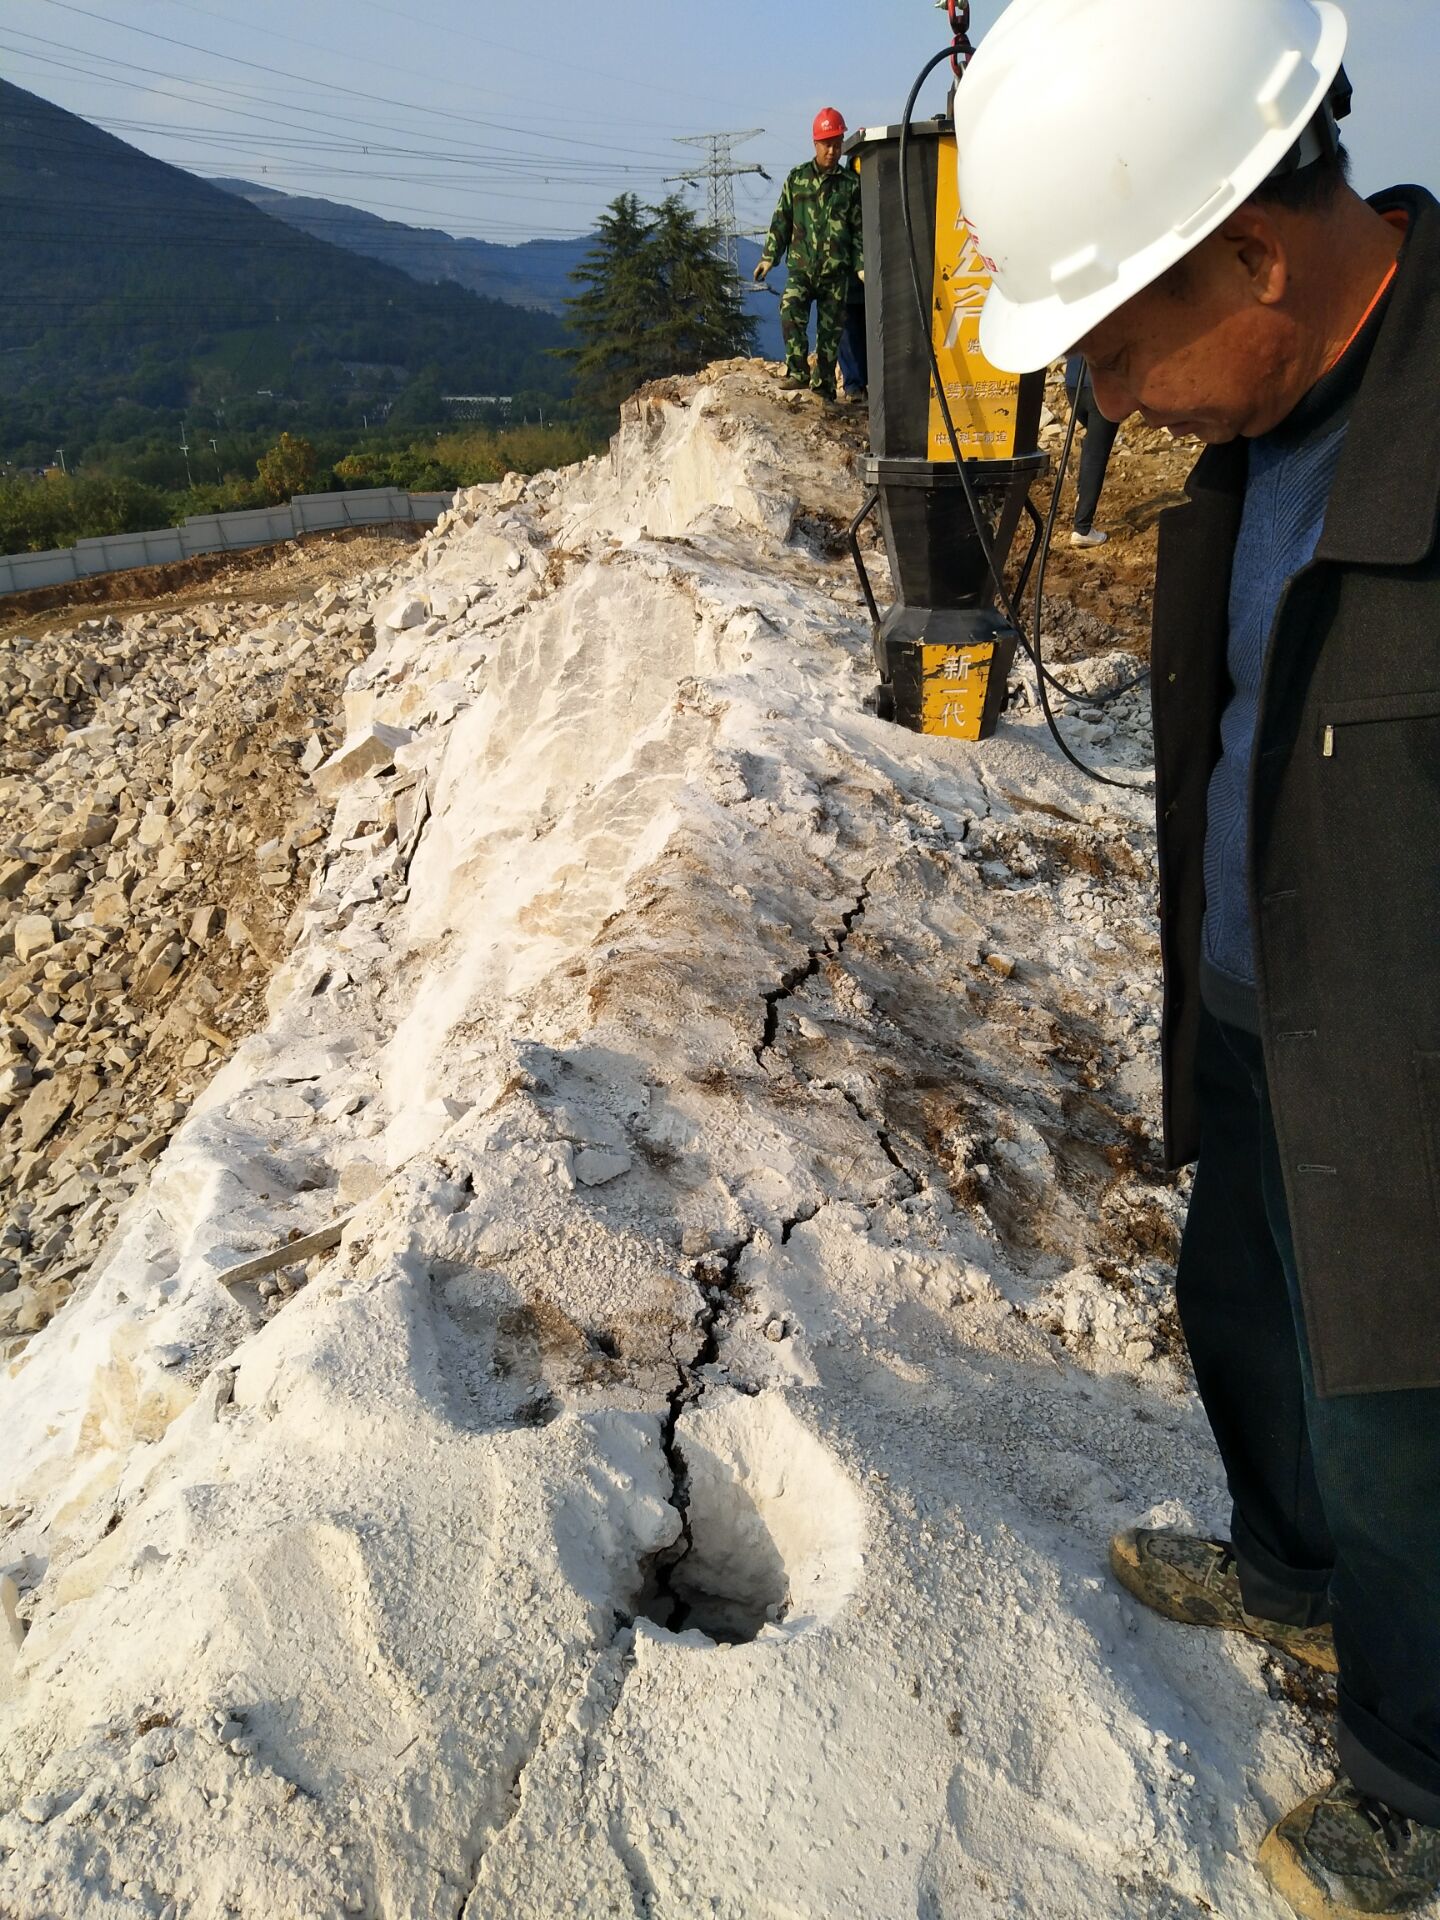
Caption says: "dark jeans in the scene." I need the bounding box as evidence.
[1178,1010,1440,1826]
[839,294,867,396]
[1071,387,1118,533]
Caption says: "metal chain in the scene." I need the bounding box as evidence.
[947,0,974,78]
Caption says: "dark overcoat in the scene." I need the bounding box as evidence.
[1150,185,1440,1397]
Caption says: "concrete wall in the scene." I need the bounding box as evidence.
[0,487,454,598]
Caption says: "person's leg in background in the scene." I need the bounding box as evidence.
[1072,389,1120,546]
[812,280,846,399]
[839,282,867,400]
[779,275,815,387]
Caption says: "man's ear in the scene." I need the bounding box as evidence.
[1222,206,1289,307]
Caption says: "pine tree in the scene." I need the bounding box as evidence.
[562,194,757,409]
[561,194,655,410]
[646,196,757,376]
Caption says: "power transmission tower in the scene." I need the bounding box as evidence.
[666,130,770,275]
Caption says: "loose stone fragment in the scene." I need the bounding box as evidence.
[134,942,183,1002]
[1,1570,23,1658]
[574,1148,632,1187]
[213,1218,352,1289]
[13,916,55,965]
[383,594,428,632]
[89,883,132,927]
[189,904,223,946]
[17,1075,74,1152]
[337,1160,386,1205]
[310,724,413,802]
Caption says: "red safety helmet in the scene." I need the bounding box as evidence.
[812,107,847,142]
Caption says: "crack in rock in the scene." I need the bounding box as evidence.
[875,1125,923,1196]
[637,1233,755,1633]
[608,1773,661,1918]
[754,875,872,1063]
[819,1081,924,1201]
[780,1202,823,1246]
[452,1692,555,1920]
[459,1638,651,1916]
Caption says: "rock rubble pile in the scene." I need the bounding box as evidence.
[0,593,375,1347]
[0,364,1329,1920]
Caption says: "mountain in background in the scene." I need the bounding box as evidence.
[210,180,592,313]
[212,178,786,361]
[0,80,571,461]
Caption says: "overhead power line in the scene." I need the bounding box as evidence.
[32,0,686,162]
[2,37,673,237]
[1,69,654,236]
[344,0,757,116]
[0,126,664,209]
[154,0,727,134]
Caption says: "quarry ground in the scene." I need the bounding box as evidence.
[0,363,1392,1920]
[0,527,427,640]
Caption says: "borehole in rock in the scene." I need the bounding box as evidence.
[635,1389,864,1646]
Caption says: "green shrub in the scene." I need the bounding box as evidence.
[256,431,318,503]
[0,473,172,552]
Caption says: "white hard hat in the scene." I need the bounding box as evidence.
[955,0,1350,373]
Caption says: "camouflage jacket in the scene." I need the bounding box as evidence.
[761,160,862,284]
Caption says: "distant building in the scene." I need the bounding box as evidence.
[442,395,513,420]
[341,361,410,383]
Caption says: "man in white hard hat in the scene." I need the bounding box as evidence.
[957,3,1440,1916]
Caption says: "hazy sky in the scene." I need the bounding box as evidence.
[2,0,1434,246]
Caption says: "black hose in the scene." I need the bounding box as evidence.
[897,47,1152,792]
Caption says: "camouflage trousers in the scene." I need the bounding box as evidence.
[780,274,848,392]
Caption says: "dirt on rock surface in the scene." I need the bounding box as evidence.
[0,579,382,1347]
[0,525,426,639]
[1035,371,1200,654]
[0,364,1193,1443]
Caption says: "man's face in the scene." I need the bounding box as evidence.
[814,138,842,172]
[1075,220,1296,443]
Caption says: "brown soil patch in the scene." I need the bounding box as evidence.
[1034,383,1201,656]
[0,524,424,638]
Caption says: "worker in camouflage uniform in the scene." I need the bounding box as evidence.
[754,107,863,399]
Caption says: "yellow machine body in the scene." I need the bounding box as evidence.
[918,639,997,738]
[850,118,1046,744]
[926,133,1024,467]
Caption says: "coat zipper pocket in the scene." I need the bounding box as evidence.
[1317,689,1440,759]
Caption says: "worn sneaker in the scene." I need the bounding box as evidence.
[1070,527,1110,548]
[1259,1779,1440,1917]
[1110,1529,1338,1674]
[779,374,808,391]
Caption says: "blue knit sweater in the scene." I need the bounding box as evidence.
[1197,275,1400,1035]
[1199,421,1349,1025]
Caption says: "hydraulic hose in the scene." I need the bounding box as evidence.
[896,45,1152,792]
